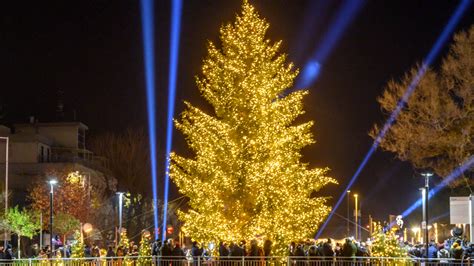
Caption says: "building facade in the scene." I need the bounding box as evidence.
[0,120,116,206]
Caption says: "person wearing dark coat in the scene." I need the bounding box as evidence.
[3,244,14,262]
[160,239,172,257]
[342,239,356,257]
[0,246,5,260]
[191,241,203,266]
[171,243,185,266]
[152,240,162,256]
[230,243,245,257]
[294,244,306,266]
[321,239,334,257]
[219,241,230,262]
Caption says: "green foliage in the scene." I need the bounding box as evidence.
[2,206,40,258]
[4,206,40,239]
[54,212,81,240]
[71,230,85,258]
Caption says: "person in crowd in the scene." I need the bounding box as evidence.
[248,240,260,257]
[334,243,342,257]
[263,239,272,264]
[219,241,230,259]
[92,244,101,258]
[0,245,4,260]
[171,243,185,266]
[161,239,173,258]
[342,238,356,258]
[437,244,449,259]
[462,243,474,262]
[105,246,115,266]
[3,244,14,262]
[152,239,162,257]
[450,240,463,261]
[427,241,438,259]
[321,239,334,257]
[294,243,306,266]
[230,241,245,257]
[191,241,203,266]
[289,242,296,257]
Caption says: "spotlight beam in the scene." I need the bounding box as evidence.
[162,0,183,242]
[140,0,160,240]
[401,155,474,218]
[315,0,472,239]
[295,0,366,89]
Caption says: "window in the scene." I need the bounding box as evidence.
[40,146,44,163]
[78,128,85,149]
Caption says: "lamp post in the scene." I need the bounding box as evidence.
[346,190,351,237]
[354,194,359,241]
[116,192,124,245]
[421,172,432,258]
[48,180,57,255]
[0,137,9,247]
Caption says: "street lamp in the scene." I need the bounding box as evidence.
[421,172,433,258]
[346,190,351,237]
[0,137,9,247]
[48,179,57,256]
[116,192,124,245]
[354,194,359,241]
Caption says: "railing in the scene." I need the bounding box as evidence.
[0,256,469,266]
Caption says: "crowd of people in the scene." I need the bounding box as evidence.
[1,234,474,263]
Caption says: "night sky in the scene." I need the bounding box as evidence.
[2,0,473,237]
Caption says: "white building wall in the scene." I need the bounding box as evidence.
[38,126,78,148]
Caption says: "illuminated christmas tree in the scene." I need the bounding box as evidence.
[170,1,336,255]
[118,229,130,250]
[71,230,85,258]
[138,232,152,264]
[371,223,407,257]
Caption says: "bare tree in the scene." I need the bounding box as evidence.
[89,128,151,196]
[89,129,153,240]
[371,26,473,188]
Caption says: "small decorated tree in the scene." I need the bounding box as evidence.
[118,229,130,250]
[71,230,85,258]
[371,223,407,258]
[138,231,152,264]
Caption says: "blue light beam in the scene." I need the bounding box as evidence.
[296,0,366,88]
[315,0,472,239]
[162,0,183,242]
[140,0,160,240]
[401,155,474,218]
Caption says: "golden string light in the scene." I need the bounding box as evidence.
[170,1,336,255]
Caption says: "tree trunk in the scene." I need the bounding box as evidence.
[18,235,21,259]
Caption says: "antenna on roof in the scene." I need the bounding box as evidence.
[56,89,65,120]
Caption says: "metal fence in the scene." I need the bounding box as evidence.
[0,257,469,266]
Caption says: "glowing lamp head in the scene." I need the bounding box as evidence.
[49,180,58,185]
[83,223,93,233]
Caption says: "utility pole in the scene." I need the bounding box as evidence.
[354,194,359,241]
[346,190,351,237]
[1,137,9,247]
[116,192,124,245]
[369,214,373,237]
[48,180,57,255]
[421,172,432,258]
